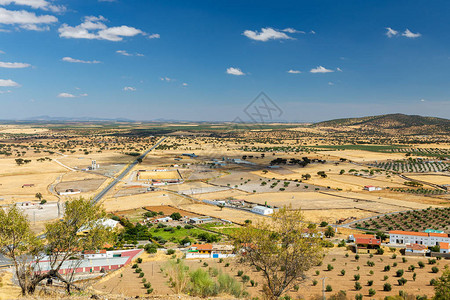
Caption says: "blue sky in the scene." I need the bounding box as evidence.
[0,0,449,122]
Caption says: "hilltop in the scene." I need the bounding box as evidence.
[314,113,450,134]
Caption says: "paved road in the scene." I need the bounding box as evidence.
[93,137,166,203]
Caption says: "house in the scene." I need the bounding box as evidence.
[354,236,381,254]
[155,217,172,223]
[348,233,376,243]
[83,249,107,259]
[364,185,382,192]
[189,217,213,224]
[405,244,428,256]
[59,189,81,196]
[389,230,450,247]
[440,242,450,254]
[251,205,273,215]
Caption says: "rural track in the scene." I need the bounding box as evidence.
[397,174,448,191]
[92,137,167,204]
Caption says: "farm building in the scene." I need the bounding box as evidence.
[389,230,450,247]
[405,244,428,256]
[34,249,142,275]
[348,233,376,243]
[59,189,81,196]
[188,217,213,224]
[354,236,381,254]
[363,185,382,192]
[185,244,235,259]
[251,205,273,215]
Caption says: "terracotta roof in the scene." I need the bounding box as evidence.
[430,233,449,238]
[84,249,107,254]
[406,244,428,251]
[355,237,381,245]
[389,230,429,237]
[190,244,213,251]
[353,234,376,239]
[440,242,450,250]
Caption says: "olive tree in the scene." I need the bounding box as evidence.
[235,206,323,299]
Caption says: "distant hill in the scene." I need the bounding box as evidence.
[314,113,450,134]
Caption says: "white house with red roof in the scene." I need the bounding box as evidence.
[440,242,450,254]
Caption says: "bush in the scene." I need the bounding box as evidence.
[237,270,244,277]
[355,254,360,261]
[139,272,144,278]
[383,283,392,291]
[430,278,437,286]
[242,275,250,283]
[217,272,243,298]
[367,260,375,267]
[144,283,151,288]
[367,280,373,286]
[312,280,318,286]
[432,266,439,273]
[376,248,384,255]
[397,277,407,286]
[354,274,360,281]
[396,269,404,277]
[355,294,363,300]
[384,275,389,281]
[327,264,334,271]
[402,257,407,263]
[144,243,158,254]
[224,263,230,267]
[326,284,332,292]
[384,265,391,272]
[137,258,142,263]
[368,288,376,296]
[188,268,219,297]
[146,288,153,294]
[340,269,346,276]
[132,263,138,269]
[167,249,176,255]
[354,282,362,291]
[418,261,425,268]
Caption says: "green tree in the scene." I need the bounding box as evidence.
[433,266,450,300]
[170,212,182,220]
[325,226,335,238]
[235,206,323,299]
[35,193,43,202]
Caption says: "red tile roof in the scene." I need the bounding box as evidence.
[355,237,381,245]
[406,244,428,251]
[353,234,376,239]
[191,244,213,251]
[430,233,449,238]
[440,242,450,250]
[389,230,429,237]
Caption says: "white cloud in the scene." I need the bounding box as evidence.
[328,82,334,86]
[136,53,144,57]
[62,56,100,64]
[0,78,19,86]
[148,33,160,39]
[0,89,11,94]
[402,29,421,38]
[116,50,131,56]
[160,77,172,81]
[58,16,146,41]
[226,67,245,76]
[336,67,342,72]
[287,69,301,74]
[310,30,316,34]
[123,86,136,91]
[0,61,30,68]
[57,92,76,98]
[20,23,48,31]
[420,98,426,102]
[0,0,66,13]
[0,7,57,26]
[282,28,304,34]
[182,82,188,86]
[310,66,334,73]
[385,27,398,38]
[243,27,293,42]
[79,93,88,97]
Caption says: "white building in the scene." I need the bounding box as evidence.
[364,185,382,192]
[389,230,450,247]
[251,205,273,215]
[440,242,450,254]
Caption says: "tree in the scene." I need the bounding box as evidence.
[234,206,323,299]
[35,193,43,202]
[302,173,311,180]
[325,226,335,238]
[0,205,41,296]
[170,212,182,220]
[0,198,114,295]
[433,266,450,300]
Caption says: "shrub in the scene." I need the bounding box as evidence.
[367,260,375,267]
[428,259,437,265]
[430,278,437,286]
[392,254,397,259]
[393,262,398,267]
[251,280,255,287]
[408,265,415,272]
[418,261,425,268]
[137,258,142,263]
[313,280,318,286]
[293,284,299,291]
[383,283,392,291]
[340,269,346,276]
[413,272,416,281]
[384,265,391,272]
[188,268,219,297]
[354,282,362,291]
[368,288,376,296]
[402,257,407,263]
[355,254,360,261]
[354,274,360,281]
[146,288,153,294]
[242,275,250,283]
[224,263,230,267]
[326,284,332,292]
[355,294,363,300]
[144,283,151,288]
[327,264,334,271]
[367,280,373,286]
[237,270,244,277]
[396,269,404,277]
[217,272,243,298]
[139,272,144,278]
[316,270,320,276]
[432,266,439,273]
[397,277,407,286]
[376,248,385,255]
[132,263,138,269]
[203,262,208,267]
[167,249,176,255]
[383,275,389,281]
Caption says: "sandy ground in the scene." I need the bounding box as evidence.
[320,150,413,162]
[179,203,267,224]
[101,191,192,212]
[0,271,22,299]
